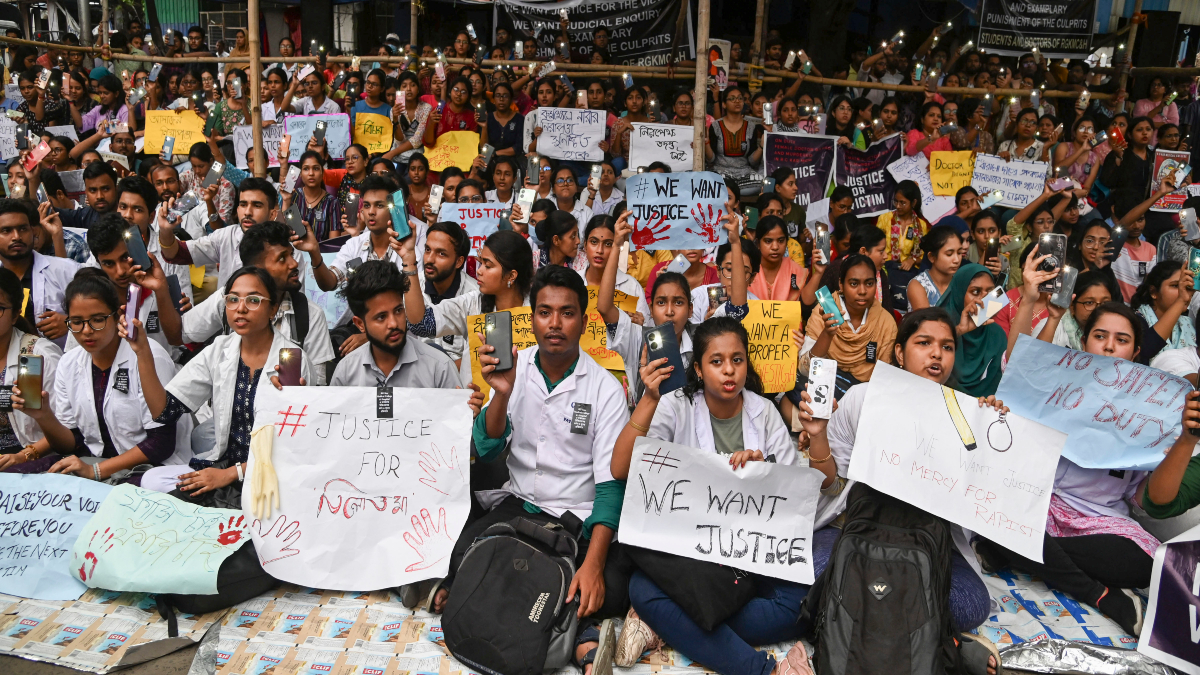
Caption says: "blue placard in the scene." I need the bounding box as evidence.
[625,171,730,250]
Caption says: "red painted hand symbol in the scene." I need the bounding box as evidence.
[403,507,452,573]
[686,204,724,244]
[217,515,247,545]
[253,515,302,565]
[75,527,114,582]
[631,214,670,249]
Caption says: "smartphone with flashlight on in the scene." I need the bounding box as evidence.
[278,348,303,386]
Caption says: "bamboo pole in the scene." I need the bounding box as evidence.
[410,0,418,48]
[248,0,265,178]
[99,0,109,47]
[693,0,710,170]
[751,0,765,65]
[1118,0,1143,93]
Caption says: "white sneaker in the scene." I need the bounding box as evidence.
[1122,589,1145,636]
[614,608,661,668]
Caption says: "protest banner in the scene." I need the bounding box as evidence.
[247,386,472,590]
[849,361,1063,561]
[283,114,352,162]
[437,203,503,256]
[995,335,1192,471]
[70,484,249,594]
[742,300,803,394]
[630,123,694,173]
[535,107,605,162]
[502,0,693,66]
[0,474,111,601]
[352,112,394,155]
[468,307,538,401]
[835,134,902,217]
[625,171,729,250]
[142,110,206,155]
[977,0,1095,58]
[971,153,1049,208]
[233,123,285,169]
[1139,524,1200,673]
[583,286,637,372]
[887,154,957,223]
[1151,149,1192,212]
[930,151,976,196]
[619,437,823,583]
[45,125,78,142]
[0,119,16,161]
[763,133,836,208]
[424,130,480,172]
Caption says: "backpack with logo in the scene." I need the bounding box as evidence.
[802,483,960,675]
[443,517,579,675]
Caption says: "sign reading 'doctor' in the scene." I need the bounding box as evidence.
[625,171,729,250]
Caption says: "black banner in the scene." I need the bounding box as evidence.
[835,134,903,218]
[501,0,694,66]
[763,133,836,209]
[977,0,1096,58]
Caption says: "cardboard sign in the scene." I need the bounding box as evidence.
[0,119,16,160]
[535,107,605,162]
[995,334,1193,471]
[741,300,804,394]
[971,153,1049,208]
[425,130,481,172]
[930,151,976,196]
[887,154,958,224]
[625,171,729,250]
[629,123,694,173]
[762,133,837,208]
[436,203,503,256]
[247,386,472,590]
[849,361,1064,562]
[233,123,286,169]
[352,112,394,155]
[1139,524,1200,673]
[467,307,537,401]
[143,110,207,155]
[44,125,78,142]
[284,114,352,162]
[619,437,823,584]
[835,133,903,217]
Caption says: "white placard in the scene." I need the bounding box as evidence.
[536,107,605,161]
[247,386,473,590]
[887,154,957,223]
[618,437,823,584]
[0,119,16,160]
[629,123,694,173]
[233,123,286,169]
[437,203,503,256]
[971,153,1049,208]
[283,114,352,162]
[262,100,278,123]
[45,124,79,141]
[848,362,1064,562]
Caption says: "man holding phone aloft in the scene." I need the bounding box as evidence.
[0,200,80,345]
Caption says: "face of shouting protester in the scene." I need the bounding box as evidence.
[694,331,750,406]
[893,318,956,384]
[224,275,277,337]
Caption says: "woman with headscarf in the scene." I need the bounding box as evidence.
[936,263,1008,397]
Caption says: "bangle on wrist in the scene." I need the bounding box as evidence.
[93,463,102,481]
[628,419,649,433]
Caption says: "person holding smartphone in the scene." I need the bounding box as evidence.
[422,76,488,151]
[326,175,407,325]
[0,199,80,346]
[0,268,63,472]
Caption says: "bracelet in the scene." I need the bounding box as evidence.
[93,463,102,481]
[20,444,39,462]
[628,419,649,433]
[236,462,245,482]
[807,451,832,464]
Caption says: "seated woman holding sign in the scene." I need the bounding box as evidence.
[609,317,810,675]
[535,210,584,270]
[973,301,1158,637]
[577,215,650,323]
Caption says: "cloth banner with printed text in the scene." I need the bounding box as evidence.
[1139,523,1200,673]
[834,134,902,218]
[763,133,837,209]
[976,0,1096,58]
[247,386,473,590]
[425,131,481,172]
[143,110,206,155]
[500,0,694,66]
[625,171,729,250]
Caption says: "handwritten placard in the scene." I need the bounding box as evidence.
[629,123,694,173]
[930,151,976,196]
[0,474,111,600]
[619,437,823,583]
[625,171,729,250]
[70,484,249,594]
[45,125,78,142]
[996,334,1192,471]
[436,203,503,256]
[743,301,803,393]
[536,107,605,162]
[233,123,286,169]
[971,153,1049,208]
[0,119,16,161]
[425,130,480,172]
[352,112,394,155]
[143,110,207,155]
[284,113,352,162]
[248,386,472,590]
[849,361,1064,562]
[468,307,537,401]
[584,286,635,371]
[887,155,957,224]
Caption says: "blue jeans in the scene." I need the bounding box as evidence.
[629,571,807,675]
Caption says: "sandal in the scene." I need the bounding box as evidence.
[958,633,1001,675]
[574,620,615,675]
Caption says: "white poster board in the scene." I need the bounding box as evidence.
[233,123,286,169]
[629,123,694,172]
[535,107,605,161]
[618,437,823,584]
[971,153,1049,208]
[247,386,473,590]
[0,119,17,161]
[45,125,78,141]
[283,113,352,162]
[438,203,504,256]
[887,154,957,223]
[848,362,1065,562]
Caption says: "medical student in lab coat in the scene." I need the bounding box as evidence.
[0,268,62,471]
[0,199,81,347]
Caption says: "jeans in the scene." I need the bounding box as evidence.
[629,571,807,675]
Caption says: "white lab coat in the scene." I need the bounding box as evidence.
[648,388,798,466]
[0,250,82,321]
[183,223,309,289]
[0,328,62,447]
[329,232,407,326]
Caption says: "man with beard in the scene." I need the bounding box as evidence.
[418,220,477,363]
[0,200,80,345]
[30,160,119,231]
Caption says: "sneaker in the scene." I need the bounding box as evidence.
[772,642,814,675]
[614,608,661,668]
[592,618,616,675]
[1122,589,1145,636]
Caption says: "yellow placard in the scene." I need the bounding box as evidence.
[142,110,207,155]
[742,300,804,393]
[929,151,976,196]
[425,131,481,172]
[352,112,395,155]
[467,307,538,402]
[580,286,637,371]
[586,285,639,315]
[21,288,28,317]
[189,265,205,289]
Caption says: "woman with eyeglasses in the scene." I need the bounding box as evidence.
[281,67,341,116]
[1029,270,1116,350]
[1052,116,1101,189]
[0,269,62,472]
[552,166,593,231]
[487,82,524,159]
[9,270,190,482]
[708,86,764,179]
[1133,76,1179,147]
[424,76,488,151]
[822,95,866,150]
[947,98,996,154]
[1155,123,1187,153]
[999,108,1046,162]
[1067,221,1119,291]
[135,267,312,507]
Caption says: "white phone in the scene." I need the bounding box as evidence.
[972,286,1010,327]
[429,184,445,213]
[665,253,690,274]
[807,357,837,419]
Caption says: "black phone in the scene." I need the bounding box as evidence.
[1106,226,1129,262]
[498,208,513,231]
[484,311,514,372]
[16,124,27,150]
[345,193,360,231]
[278,348,303,386]
[285,203,306,238]
[166,275,184,311]
[123,227,154,271]
[313,121,327,144]
[985,237,999,262]
[762,177,776,194]
[644,325,687,396]
[17,355,42,410]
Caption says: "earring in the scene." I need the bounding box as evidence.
[507,280,513,288]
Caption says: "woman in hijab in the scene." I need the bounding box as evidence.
[936,263,1007,396]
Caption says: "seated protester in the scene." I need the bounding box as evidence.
[802,254,897,395]
[0,268,62,471]
[749,216,804,301]
[138,267,312,506]
[536,210,584,270]
[796,308,998,666]
[179,142,236,224]
[322,174,406,299]
[1067,220,1119,288]
[907,226,963,310]
[581,161,623,217]
[1130,260,1195,351]
[484,157,520,207]
[609,317,808,674]
[1110,187,1171,302]
[33,202,91,265]
[401,230,533,381]
[935,263,1008,397]
[1157,195,1200,266]
[756,193,806,268]
[44,160,119,231]
[551,166,592,228]
[1004,184,1065,291]
[523,198,558,260]
[148,163,183,202]
[1143,370,1200,518]
[416,221,477,365]
[876,181,930,273]
[645,248,719,302]
[159,177,314,290]
[285,150,341,241]
[1033,270,1117,351]
[579,215,651,322]
[691,237,761,323]
[182,222,336,384]
[966,211,1010,282]
[0,199,80,346]
[974,302,1157,637]
[113,176,194,305]
[81,213,184,351]
[12,270,190,482]
[330,261,468,393]
[819,221,895,315]
[435,266,632,670]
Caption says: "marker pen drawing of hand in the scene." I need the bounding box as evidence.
[403,507,453,572]
[253,514,302,565]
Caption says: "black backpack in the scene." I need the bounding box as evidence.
[801,483,960,675]
[443,518,580,675]
[155,541,278,636]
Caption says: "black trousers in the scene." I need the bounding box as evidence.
[976,533,1153,604]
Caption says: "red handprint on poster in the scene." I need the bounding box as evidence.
[686,203,724,244]
[631,214,671,249]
